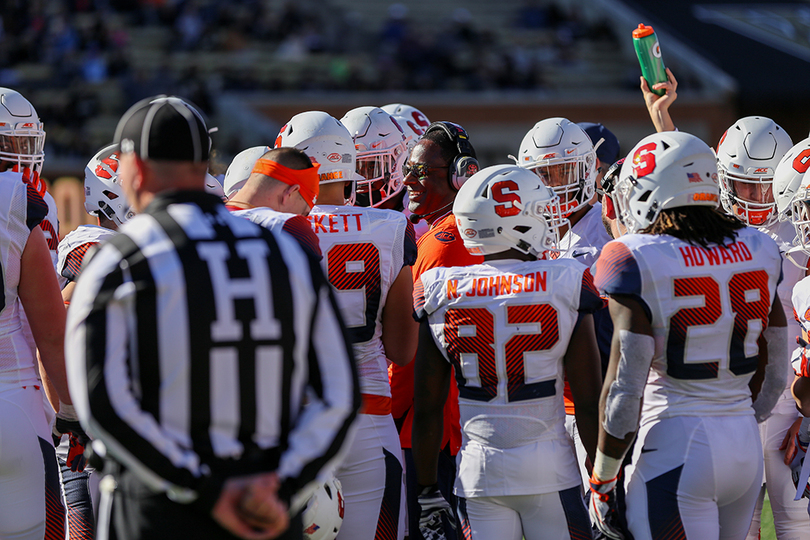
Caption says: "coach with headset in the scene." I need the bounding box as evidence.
[390,121,481,540]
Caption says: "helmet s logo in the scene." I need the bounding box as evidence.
[492,180,522,217]
[793,149,810,174]
[412,111,430,128]
[327,153,341,162]
[632,142,657,178]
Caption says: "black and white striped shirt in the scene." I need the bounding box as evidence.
[66,191,360,511]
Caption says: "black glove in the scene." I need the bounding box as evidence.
[53,416,91,472]
[418,484,456,540]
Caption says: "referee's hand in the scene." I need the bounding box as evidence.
[212,473,289,540]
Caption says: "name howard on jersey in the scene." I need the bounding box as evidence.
[679,239,753,268]
[446,271,548,299]
[308,212,364,234]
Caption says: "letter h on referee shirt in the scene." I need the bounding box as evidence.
[196,240,281,342]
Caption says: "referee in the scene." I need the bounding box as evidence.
[65,95,361,540]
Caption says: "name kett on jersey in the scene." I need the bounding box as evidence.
[679,240,752,268]
[447,271,548,299]
[308,213,364,234]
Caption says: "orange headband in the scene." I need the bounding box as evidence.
[252,159,321,208]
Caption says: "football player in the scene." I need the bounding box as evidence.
[716,119,810,540]
[222,145,270,200]
[56,143,134,540]
[225,146,323,260]
[341,106,408,210]
[0,87,69,539]
[591,131,787,539]
[412,164,602,539]
[516,117,613,492]
[282,109,418,540]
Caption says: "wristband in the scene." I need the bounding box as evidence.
[592,449,623,483]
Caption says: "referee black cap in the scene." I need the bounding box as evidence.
[114,95,210,163]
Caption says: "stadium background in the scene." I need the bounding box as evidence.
[4,0,805,534]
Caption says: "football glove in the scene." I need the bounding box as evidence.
[589,475,625,540]
[418,484,456,540]
[53,404,91,472]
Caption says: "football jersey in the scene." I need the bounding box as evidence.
[415,258,602,496]
[56,224,116,284]
[559,202,611,270]
[229,206,322,260]
[595,228,782,423]
[762,219,808,384]
[0,171,49,388]
[791,276,810,376]
[309,204,417,397]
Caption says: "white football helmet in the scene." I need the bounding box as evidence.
[454,164,567,257]
[223,145,270,199]
[615,131,719,234]
[340,106,408,208]
[84,143,133,226]
[276,111,362,204]
[205,173,226,199]
[774,137,810,221]
[716,116,792,227]
[381,103,431,151]
[302,476,344,540]
[0,87,46,172]
[789,173,810,251]
[516,117,596,218]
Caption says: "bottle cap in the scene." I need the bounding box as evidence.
[632,24,655,38]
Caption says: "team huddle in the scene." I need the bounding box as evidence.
[1,70,810,540]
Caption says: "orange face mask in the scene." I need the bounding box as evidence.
[252,159,321,208]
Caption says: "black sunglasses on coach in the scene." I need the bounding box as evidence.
[402,162,450,180]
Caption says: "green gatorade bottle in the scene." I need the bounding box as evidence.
[633,24,667,96]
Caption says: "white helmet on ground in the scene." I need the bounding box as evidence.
[84,143,133,226]
[340,106,408,208]
[276,111,361,204]
[223,145,270,199]
[716,116,792,227]
[381,103,431,151]
[453,164,567,257]
[774,137,810,221]
[615,131,719,234]
[0,87,46,172]
[302,476,344,540]
[516,117,596,218]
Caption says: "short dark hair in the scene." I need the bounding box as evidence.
[642,206,744,249]
[264,147,314,170]
[421,129,462,165]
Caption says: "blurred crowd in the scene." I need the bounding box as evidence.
[0,0,627,160]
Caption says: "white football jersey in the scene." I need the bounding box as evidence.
[415,258,603,497]
[792,276,810,375]
[231,207,322,260]
[56,224,116,285]
[595,228,782,423]
[762,219,808,385]
[309,204,417,397]
[559,202,611,269]
[0,171,50,388]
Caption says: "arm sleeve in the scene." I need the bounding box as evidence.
[277,259,361,506]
